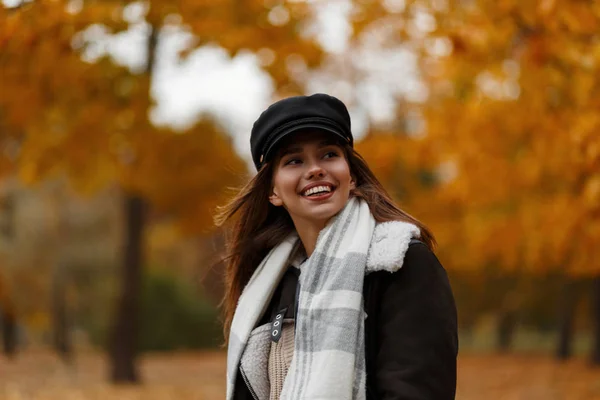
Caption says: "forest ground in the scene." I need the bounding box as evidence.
[2,350,600,399]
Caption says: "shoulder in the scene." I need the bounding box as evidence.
[405,239,440,268]
[366,239,456,330]
[401,240,447,284]
[377,241,455,318]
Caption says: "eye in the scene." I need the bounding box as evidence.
[284,157,301,166]
[324,151,340,159]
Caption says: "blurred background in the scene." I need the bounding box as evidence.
[1,0,600,399]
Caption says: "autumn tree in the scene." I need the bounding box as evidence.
[345,0,600,357]
[1,0,324,381]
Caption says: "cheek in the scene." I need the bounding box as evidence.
[273,172,297,197]
[334,164,353,186]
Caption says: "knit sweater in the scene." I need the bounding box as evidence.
[268,322,295,399]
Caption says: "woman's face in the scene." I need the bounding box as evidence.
[269,130,355,228]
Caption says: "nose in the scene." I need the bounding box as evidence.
[305,160,326,179]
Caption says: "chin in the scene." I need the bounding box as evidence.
[305,204,346,224]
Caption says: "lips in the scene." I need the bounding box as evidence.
[300,182,336,196]
[302,189,335,202]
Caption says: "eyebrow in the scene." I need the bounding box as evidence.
[278,140,340,158]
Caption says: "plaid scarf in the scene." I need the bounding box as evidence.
[227,197,420,399]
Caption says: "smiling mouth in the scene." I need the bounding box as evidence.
[301,185,336,197]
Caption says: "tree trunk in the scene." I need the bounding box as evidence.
[108,19,157,383]
[52,263,71,363]
[0,272,17,358]
[0,194,17,357]
[109,194,147,383]
[496,282,521,353]
[590,275,600,365]
[1,308,17,358]
[556,279,579,360]
[496,310,516,352]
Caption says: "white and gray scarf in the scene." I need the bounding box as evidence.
[226,197,420,400]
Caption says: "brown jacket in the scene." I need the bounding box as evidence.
[233,240,458,400]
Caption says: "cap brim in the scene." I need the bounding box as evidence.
[263,123,350,164]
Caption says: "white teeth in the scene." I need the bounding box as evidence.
[303,185,332,196]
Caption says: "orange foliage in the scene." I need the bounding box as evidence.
[349,0,600,276]
[0,0,324,234]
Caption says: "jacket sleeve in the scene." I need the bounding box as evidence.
[374,242,458,400]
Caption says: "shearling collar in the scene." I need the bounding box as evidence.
[366,220,421,273]
[290,220,421,274]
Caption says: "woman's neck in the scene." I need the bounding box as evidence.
[292,218,328,258]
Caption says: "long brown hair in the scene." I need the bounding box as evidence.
[214,144,435,342]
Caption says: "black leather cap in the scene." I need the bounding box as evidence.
[250,93,353,170]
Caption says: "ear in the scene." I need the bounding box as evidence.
[349,177,356,191]
[269,190,283,207]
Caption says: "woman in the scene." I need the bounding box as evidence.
[215,93,458,400]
